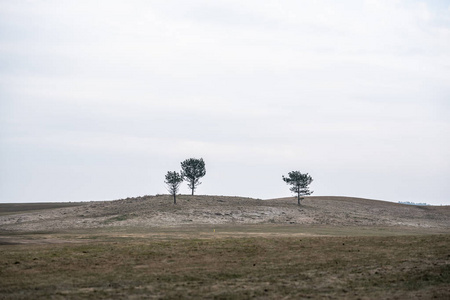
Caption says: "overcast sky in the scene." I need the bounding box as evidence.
[1,0,449,205]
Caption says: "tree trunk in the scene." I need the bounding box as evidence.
[297,194,301,205]
[173,193,176,205]
[191,180,195,195]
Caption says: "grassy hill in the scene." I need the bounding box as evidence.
[1,195,449,233]
[1,195,449,299]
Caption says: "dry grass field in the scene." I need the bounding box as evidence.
[1,195,449,299]
[0,202,86,217]
[2,195,449,232]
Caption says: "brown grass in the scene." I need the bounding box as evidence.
[1,196,449,299]
[0,202,86,216]
[1,232,449,299]
[2,195,449,232]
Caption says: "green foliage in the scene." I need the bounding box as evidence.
[282,171,313,205]
[103,214,132,224]
[180,158,206,195]
[164,171,183,204]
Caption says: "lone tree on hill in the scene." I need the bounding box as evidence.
[282,171,313,205]
[164,171,183,204]
[180,158,206,195]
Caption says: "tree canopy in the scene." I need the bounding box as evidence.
[180,158,206,195]
[164,171,183,204]
[282,171,313,205]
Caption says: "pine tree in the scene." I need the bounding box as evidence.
[282,171,313,205]
[180,158,206,195]
[164,171,183,204]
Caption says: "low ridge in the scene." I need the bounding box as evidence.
[1,195,449,232]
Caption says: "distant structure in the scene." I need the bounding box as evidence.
[398,201,430,206]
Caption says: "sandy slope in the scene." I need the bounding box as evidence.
[0,195,449,232]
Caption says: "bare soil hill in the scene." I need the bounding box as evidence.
[1,195,449,232]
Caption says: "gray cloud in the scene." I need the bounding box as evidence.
[1,0,449,204]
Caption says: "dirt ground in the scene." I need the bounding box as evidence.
[1,195,449,233]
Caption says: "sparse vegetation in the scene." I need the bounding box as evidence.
[1,195,449,298]
[0,233,449,299]
[103,214,132,224]
[2,195,449,231]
